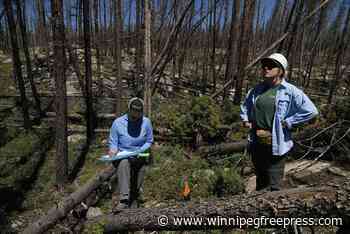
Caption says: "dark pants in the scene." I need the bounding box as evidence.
[250,142,286,191]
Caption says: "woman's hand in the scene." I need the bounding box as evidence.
[108,149,118,157]
[243,121,252,129]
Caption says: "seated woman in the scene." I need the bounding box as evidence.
[108,97,154,209]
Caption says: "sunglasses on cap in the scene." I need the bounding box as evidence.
[261,60,280,70]
[130,104,143,112]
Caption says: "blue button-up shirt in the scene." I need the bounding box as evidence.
[108,114,154,154]
[240,79,318,156]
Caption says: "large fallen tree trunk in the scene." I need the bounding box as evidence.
[84,179,350,233]
[22,165,116,234]
[197,123,324,157]
[198,140,248,156]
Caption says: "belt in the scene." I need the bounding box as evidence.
[255,129,272,145]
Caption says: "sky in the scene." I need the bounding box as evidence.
[2,0,348,31]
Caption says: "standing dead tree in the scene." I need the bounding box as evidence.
[93,0,103,96]
[150,0,195,95]
[83,0,95,141]
[51,0,68,187]
[327,7,350,104]
[114,0,123,116]
[233,0,255,105]
[35,0,49,54]
[4,0,31,130]
[144,0,152,116]
[15,0,43,119]
[223,0,240,100]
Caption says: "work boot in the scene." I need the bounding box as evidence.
[130,199,138,209]
[112,199,129,213]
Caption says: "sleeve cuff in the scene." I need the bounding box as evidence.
[240,115,249,122]
[284,118,293,129]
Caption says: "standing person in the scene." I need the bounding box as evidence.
[240,53,318,191]
[108,97,154,209]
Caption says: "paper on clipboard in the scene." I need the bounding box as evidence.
[99,150,139,162]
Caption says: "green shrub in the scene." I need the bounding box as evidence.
[144,145,244,202]
[0,132,38,177]
[221,99,241,125]
[154,96,224,143]
[213,167,244,196]
[145,145,214,201]
[334,96,350,121]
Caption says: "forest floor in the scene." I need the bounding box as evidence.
[3,130,346,234]
[0,51,349,233]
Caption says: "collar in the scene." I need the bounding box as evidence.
[279,78,288,88]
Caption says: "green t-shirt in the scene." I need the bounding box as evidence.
[253,85,279,130]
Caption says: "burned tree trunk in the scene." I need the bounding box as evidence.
[84,180,350,232]
[277,0,298,52]
[15,0,43,119]
[114,0,123,116]
[135,0,143,83]
[93,0,103,96]
[327,7,350,104]
[304,2,328,88]
[35,0,49,52]
[210,0,217,93]
[4,0,31,129]
[51,0,68,186]
[83,0,95,141]
[233,0,255,105]
[223,0,240,100]
[144,0,152,116]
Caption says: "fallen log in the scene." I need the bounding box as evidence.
[198,140,248,156]
[22,165,116,234]
[197,123,323,157]
[84,179,350,233]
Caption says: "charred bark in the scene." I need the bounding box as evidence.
[144,0,152,115]
[233,0,255,105]
[327,8,350,104]
[85,180,350,232]
[15,0,43,119]
[114,0,123,116]
[51,0,68,186]
[4,0,31,129]
[198,140,248,156]
[83,0,95,141]
[223,0,240,100]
